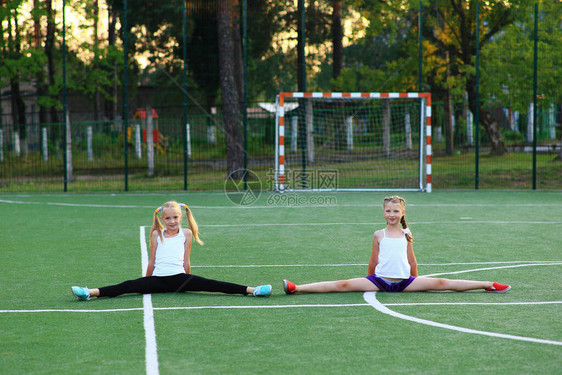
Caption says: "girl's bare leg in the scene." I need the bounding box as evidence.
[404,277,493,292]
[295,278,380,293]
[89,288,100,297]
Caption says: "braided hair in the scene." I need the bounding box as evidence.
[384,196,413,243]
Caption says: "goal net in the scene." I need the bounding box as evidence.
[274,92,432,192]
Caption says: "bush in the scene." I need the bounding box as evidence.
[502,129,525,143]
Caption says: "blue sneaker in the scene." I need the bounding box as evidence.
[72,286,91,301]
[253,284,272,297]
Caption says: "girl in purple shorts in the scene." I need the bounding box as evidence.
[283,196,510,294]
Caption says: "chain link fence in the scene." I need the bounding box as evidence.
[0,1,560,192]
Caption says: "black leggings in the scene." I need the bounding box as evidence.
[98,273,248,298]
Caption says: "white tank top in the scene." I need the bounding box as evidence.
[374,229,411,278]
[153,229,187,276]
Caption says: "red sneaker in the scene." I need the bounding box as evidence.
[486,282,511,293]
[283,279,296,295]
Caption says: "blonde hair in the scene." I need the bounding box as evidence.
[383,195,414,243]
[150,201,204,245]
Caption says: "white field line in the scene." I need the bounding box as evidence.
[140,226,159,375]
[384,301,562,306]
[2,198,562,210]
[0,199,154,209]
[2,300,561,314]
[0,305,369,313]
[363,292,562,346]
[2,262,560,314]
[0,308,147,313]
[199,221,562,226]
[1,261,560,352]
[1,261,560,314]
[2,199,561,225]
[422,262,562,277]
[190,261,562,269]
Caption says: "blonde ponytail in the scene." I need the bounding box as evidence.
[400,216,414,243]
[150,208,165,242]
[183,205,204,245]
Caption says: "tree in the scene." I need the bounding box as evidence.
[43,0,59,125]
[4,2,27,143]
[479,1,562,160]
[331,0,419,92]
[423,0,527,155]
[72,2,122,123]
[332,0,343,79]
[32,0,48,125]
[106,3,120,121]
[218,0,244,179]
[343,0,538,155]
[1,0,46,154]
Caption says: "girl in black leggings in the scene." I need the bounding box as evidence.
[72,201,271,300]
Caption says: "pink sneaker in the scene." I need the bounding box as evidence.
[486,282,511,293]
[283,279,296,295]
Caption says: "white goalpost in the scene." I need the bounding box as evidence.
[274,92,432,192]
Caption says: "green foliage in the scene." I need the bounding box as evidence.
[480,1,562,111]
[348,0,420,36]
[252,50,298,97]
[1,0,560,134]
[319,0,421,92]
[330,56,419,93]
[331,66,387,92]
[105,0,282,107]
[70,44,124,103]
[502,129,525,143]
[0,0,47,87]
[4,49,46,79]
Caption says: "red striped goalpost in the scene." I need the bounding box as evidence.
[274,92,432,192]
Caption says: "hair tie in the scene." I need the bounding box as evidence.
[403,228,411,235]
[179,203,188,210]
[155,206,162,213]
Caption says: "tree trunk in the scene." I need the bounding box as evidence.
[466,78,507,155]
[297,0,306,91]
[445,95,454,155]
[33,0,48,126]
[445,51,454,155]
[108,5,118,121]
[45,0,59,127]
[10,79,26,141]
[383,100,390,158]
[552,105,562,161]
[231,3,244,107]
[218,0,244,180]
[480,109,507,155]
[8,11,27,146]
[556,132,562,161]
[93,0,102,122]
[452,2,510,156]
[332,0,343,79]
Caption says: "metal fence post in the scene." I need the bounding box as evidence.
[147,107,155,177]
[474,1,480,190]
[532,2,538,190]
[123,0,129,191]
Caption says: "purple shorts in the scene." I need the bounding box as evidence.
[366,274,416,292]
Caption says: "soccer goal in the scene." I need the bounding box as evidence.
[274,92,432,192]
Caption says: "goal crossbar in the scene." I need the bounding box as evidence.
[274,92,432,192]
